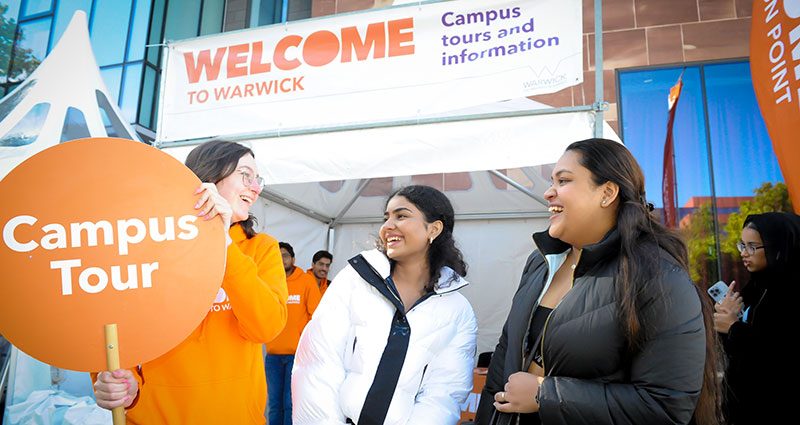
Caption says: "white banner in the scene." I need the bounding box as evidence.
[158,0,582,143]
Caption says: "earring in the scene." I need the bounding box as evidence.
[601,200,607,205]
[429,237,434,244]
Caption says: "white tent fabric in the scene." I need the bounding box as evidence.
[0,11,140,181]
[159,99,614,186]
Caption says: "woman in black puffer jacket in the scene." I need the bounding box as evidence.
[475,138,722,425]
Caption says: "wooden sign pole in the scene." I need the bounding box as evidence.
[104,324,126,425]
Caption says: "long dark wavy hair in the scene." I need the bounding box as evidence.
[567,138,721,425]
[382,185,467,291]
[184,140,258,239]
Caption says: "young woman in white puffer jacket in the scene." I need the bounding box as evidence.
[292,185,478,425]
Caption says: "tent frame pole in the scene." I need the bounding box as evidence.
[155,105,596,149]
[326,178,374,252]
[259,188,332,224]
[488,170,548,206]
[336,211,552,225]
[593,0,607,138]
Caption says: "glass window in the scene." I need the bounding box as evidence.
[90,0,133,66]
[199,0,224,36]
[163,0,201,42]
[251,0,282,27]
[1,1,24,80]
[703,62,789,285]
[704,62,783,200]
[51,0,92,48]
[127,0,152,61]
[617,61,789,287]
[138,64,157,128]
[146,0,166,65]
[151,78,160,128]
[100,65,123,103]
[0,102,49,146]
[619,67,712,214]
[60,106,91,142]
[21,0,52,17]
[0,78,36,124]
[120,62,142,122]
[96,89,132,139]
[9,17,51,81]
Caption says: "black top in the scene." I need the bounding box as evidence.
[525,305,553,368]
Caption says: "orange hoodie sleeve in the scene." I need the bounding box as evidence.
[305,277,322,319]
[222,232,288,343]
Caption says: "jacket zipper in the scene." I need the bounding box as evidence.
[362,259,405,309]
[540,248,581,375]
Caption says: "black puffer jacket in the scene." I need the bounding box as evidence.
[475,228,706,425]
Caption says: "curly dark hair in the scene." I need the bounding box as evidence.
[383,185,467,291]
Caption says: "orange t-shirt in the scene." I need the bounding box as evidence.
[98,225,288,425]
[267,266,321,355]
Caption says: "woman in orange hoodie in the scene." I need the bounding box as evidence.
[92,140,289,424]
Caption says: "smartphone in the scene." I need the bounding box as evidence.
[707,280,744,318]
[707,281,728,304]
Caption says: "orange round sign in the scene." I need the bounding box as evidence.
[0,137,226,372]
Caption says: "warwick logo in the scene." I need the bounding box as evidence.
[287,294,301,304]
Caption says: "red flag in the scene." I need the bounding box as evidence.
[662,77,683,228]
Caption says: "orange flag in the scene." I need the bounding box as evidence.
[750,1,800,213]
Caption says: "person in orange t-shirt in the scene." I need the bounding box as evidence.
[306,250,332,296]
[92,140,289,424]
[267,242,322,425]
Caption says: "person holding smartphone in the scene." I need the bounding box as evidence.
[714,212,800,425]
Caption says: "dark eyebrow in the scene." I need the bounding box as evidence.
[384,207,413,215]
[551,169,574,179]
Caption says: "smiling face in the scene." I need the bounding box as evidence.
[380,195,438,265]
[311,258,331,280]
[543,150,614,248]
[214,154,262,224]
[740,226,768,272]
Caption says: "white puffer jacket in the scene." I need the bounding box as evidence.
[292,249,478,425]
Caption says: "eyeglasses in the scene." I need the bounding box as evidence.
[237,169,264,189]
[736,242,765,255]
